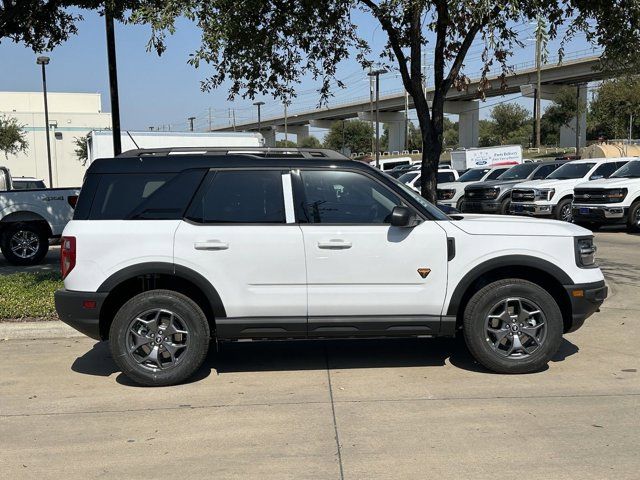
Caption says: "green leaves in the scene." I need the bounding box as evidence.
[0,115,29,160]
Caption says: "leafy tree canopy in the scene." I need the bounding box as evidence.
[0,115,29,159]
[298,135,322,148]
[588,77,640,140]
[324,119,373,154]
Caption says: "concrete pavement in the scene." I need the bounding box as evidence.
[0,245,59,275]
[0,230,639,479]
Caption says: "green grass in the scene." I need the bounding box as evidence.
[0,272,63,320]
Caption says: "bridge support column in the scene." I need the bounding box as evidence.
[559,86,587,149]
[276,124,309,144]
[260,127,276,147]
[444,101,479,148]
[357,112,406,152]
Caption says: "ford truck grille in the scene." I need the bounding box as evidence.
[511,189,535,201]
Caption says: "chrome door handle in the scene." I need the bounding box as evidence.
[194,240,229,251]
[317,240,352,249]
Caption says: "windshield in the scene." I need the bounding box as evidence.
[388,176,449,220]
[398,171,420,183]
[497,163,539,180]
[611,160,640,178]
[457,168,491,182]
[547,162,596,180]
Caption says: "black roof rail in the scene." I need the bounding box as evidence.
[117,146,349,159]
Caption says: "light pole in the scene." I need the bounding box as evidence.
[36,56,53,188]
[368,68,387,168]
[105,11,122,156]
[253,101,265,133]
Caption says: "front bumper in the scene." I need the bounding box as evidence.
[563,280,608,333]
[572,205,627,224]
[462,200,501,213]
[509,202,553,217]
[54,289,108,340]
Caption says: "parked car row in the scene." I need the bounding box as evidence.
[428,157,640,231]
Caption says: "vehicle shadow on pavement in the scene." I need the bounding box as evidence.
[70,337,579,385]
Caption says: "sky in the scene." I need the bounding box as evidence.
[0,8,597,138]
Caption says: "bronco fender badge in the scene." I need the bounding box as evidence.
[417,268,431,279]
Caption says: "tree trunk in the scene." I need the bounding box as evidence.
[420,135,441,204]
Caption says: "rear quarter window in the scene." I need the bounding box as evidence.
[78,170,207,220]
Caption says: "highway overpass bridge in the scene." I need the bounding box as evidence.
[212,52,606,152]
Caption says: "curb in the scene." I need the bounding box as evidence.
[0,321,84,340]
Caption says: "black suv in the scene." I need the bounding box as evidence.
[462,160,568,215]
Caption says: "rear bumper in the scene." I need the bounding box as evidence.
[509,203,553,216]
[563,280,608,333]
[54,289,108,340]
[572,205,628,224]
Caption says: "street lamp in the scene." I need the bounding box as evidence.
[253,101,265,133]
[36,56,53,188]
[368,68,387,168]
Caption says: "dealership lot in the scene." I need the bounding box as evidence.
[1,229,639,480]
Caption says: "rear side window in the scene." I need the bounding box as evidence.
[486,168,507,180]
[82,170,206,220]
[187,170,285,223]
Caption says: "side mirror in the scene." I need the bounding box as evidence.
[390,206,417,227]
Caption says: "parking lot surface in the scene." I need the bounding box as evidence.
[1,230,639,479]
[0,245,60,275]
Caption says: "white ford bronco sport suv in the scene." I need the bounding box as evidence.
[509,158,630,222]
[55,147,607,386]
[572,159,640,231]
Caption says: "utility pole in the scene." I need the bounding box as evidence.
[105,10,122,156]
[36,56,53,188]
[284,103,288,144]
[232,108,237,132]
[208,107,212,131]
[575,84,581,153]
[369,67,374,154]
[368,68,387,168]
[188,116,196,132]
[535,16,542,148]
[253,101,265,133]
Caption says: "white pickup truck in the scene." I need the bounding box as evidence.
[0,167,79,265]
[572,159,640,232]
[509,158,631,222]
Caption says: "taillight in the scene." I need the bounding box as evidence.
[60,236,76,279]
[68,195,78,209]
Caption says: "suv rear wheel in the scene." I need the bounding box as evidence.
[109,290,211,386]
[463,279,563,374]
[0,222,49,266]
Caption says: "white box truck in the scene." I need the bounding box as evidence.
[87,130,264,163]
[451,145,522,171]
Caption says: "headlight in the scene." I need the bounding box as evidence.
[438,189,456,200]
[537,188,555,201]
[485,188,499,199]
[605,188,627,203]
[575,237,597,267]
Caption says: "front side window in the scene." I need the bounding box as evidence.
[458,168,490,182]
[187,170,285,223]
[486,168,507,180]
[590,162,619,180]
[437,171,456,183]
[298,170,403,224]
[531,164,559,180]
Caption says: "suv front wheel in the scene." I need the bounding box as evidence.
[463,279,563,374]
[109,290,211,386]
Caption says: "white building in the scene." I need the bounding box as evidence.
[0,91,112,187]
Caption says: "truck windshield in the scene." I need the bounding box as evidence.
[457,168,490,182]
[497,163,538,180]
[547,163,596,180]
[611,160,640,178]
